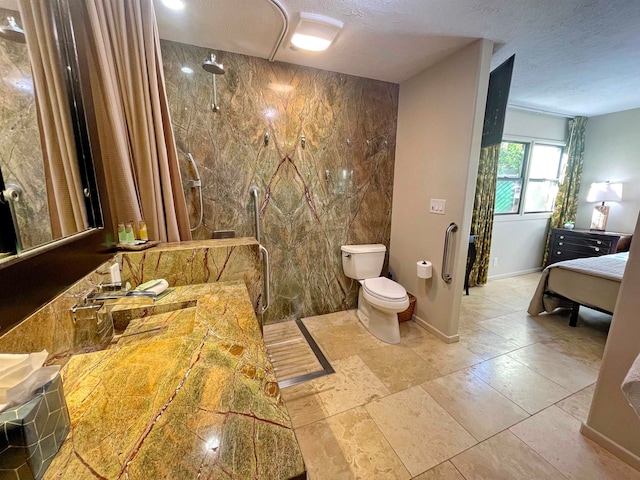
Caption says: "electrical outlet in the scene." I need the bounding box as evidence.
[493,257,498,267]
[429,199,446,214]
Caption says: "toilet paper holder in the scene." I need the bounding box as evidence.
[417,260,432,279]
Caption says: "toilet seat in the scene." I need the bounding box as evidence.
[363,277,408,302]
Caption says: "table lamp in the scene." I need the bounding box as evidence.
[587,181,623,231]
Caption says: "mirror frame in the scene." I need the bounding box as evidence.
[0,0,115,335]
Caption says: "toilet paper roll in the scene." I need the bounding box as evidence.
[417,260,432,279]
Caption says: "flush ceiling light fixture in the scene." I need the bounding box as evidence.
[162,0,185,11]
[291,13,343,52]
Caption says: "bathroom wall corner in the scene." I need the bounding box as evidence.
[389,38,493,338]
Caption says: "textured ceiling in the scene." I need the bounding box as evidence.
[1,0,637,116]
[153,0,640,117]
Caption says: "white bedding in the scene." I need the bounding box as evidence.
[527,252,629,316]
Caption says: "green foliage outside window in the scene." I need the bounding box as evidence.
[495,142,526,214]
[498,142,525,176]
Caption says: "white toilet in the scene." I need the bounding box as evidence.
[341,244,410,344]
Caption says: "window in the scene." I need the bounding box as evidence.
[495,141,564,215]
[495,142,527,214]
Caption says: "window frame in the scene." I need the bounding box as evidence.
[494,136,566,218]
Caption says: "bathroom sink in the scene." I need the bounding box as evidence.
[109,298,198,332]
[110,301,196,348]
[68,297,199,360]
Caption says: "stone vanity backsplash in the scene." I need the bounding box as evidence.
[0,238,261,360]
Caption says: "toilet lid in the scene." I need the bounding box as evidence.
[363,277,407,302]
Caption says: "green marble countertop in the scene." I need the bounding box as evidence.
[44,281,306,479]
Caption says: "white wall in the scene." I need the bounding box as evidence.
[488,107,568,278]
[582,212,640,469]
[390,39,492,340]
[575,108,640,233]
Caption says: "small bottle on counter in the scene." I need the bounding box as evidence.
[138,220,148,242]
[117,223,126,244]
[125,223,135,244]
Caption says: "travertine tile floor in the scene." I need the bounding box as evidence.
[280,273,640,479]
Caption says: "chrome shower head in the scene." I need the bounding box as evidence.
[0,17,25,44]
[202,54,225,75]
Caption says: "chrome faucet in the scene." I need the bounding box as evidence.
[70,284,156,351]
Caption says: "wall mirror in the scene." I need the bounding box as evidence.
[0,0,112,335]
[0,0,101,264]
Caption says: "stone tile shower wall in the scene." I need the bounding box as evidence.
[161,40,399,324]
[0,8,51,250]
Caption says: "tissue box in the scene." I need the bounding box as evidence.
[0,374,70,480]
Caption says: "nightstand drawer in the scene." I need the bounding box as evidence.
[545,228,633,267]
[554,234,613,250]
[554,243,611,257]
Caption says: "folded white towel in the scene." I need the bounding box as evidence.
[621,353,640,418]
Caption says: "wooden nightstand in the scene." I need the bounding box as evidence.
[545,228,633,267]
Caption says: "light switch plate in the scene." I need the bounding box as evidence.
[430,199,446,214]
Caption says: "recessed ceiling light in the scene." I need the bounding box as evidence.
[162,0,185,11]
[181,66,194,74]
[291,13,343,52]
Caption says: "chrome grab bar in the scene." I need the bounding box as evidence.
[250,186,269,333]
[249,186,260,243]
[442,222,458,284]
[260,244,270,314]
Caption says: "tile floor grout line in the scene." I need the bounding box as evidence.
[504,349,597,396]
[288,274,621,478]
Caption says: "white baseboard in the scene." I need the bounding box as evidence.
[413,314,459,344]
[580,422,640,471]
[487,267,543,281]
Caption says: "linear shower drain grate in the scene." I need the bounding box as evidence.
[264,318,334,389]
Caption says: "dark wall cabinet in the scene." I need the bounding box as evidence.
[546,228,633,267]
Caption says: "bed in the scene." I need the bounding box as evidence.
[527,252,629,326]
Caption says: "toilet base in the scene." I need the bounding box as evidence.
[357,289,401,344]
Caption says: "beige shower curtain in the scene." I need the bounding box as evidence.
[79,0,190,242]
[19,0,88,238]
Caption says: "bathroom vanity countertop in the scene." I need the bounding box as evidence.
[44,281,306,479]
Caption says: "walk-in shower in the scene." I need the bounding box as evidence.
[202,54,224,112]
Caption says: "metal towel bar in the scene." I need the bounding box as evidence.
[442,222,458,283]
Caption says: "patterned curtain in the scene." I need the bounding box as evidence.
[542,116,588,265]
[469,143,501,286]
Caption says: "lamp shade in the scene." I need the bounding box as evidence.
[587,182,623,203]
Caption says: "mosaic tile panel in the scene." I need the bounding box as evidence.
[161,40,399,324]
[0,375,70,480]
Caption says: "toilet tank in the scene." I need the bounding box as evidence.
[341,244,386,280]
